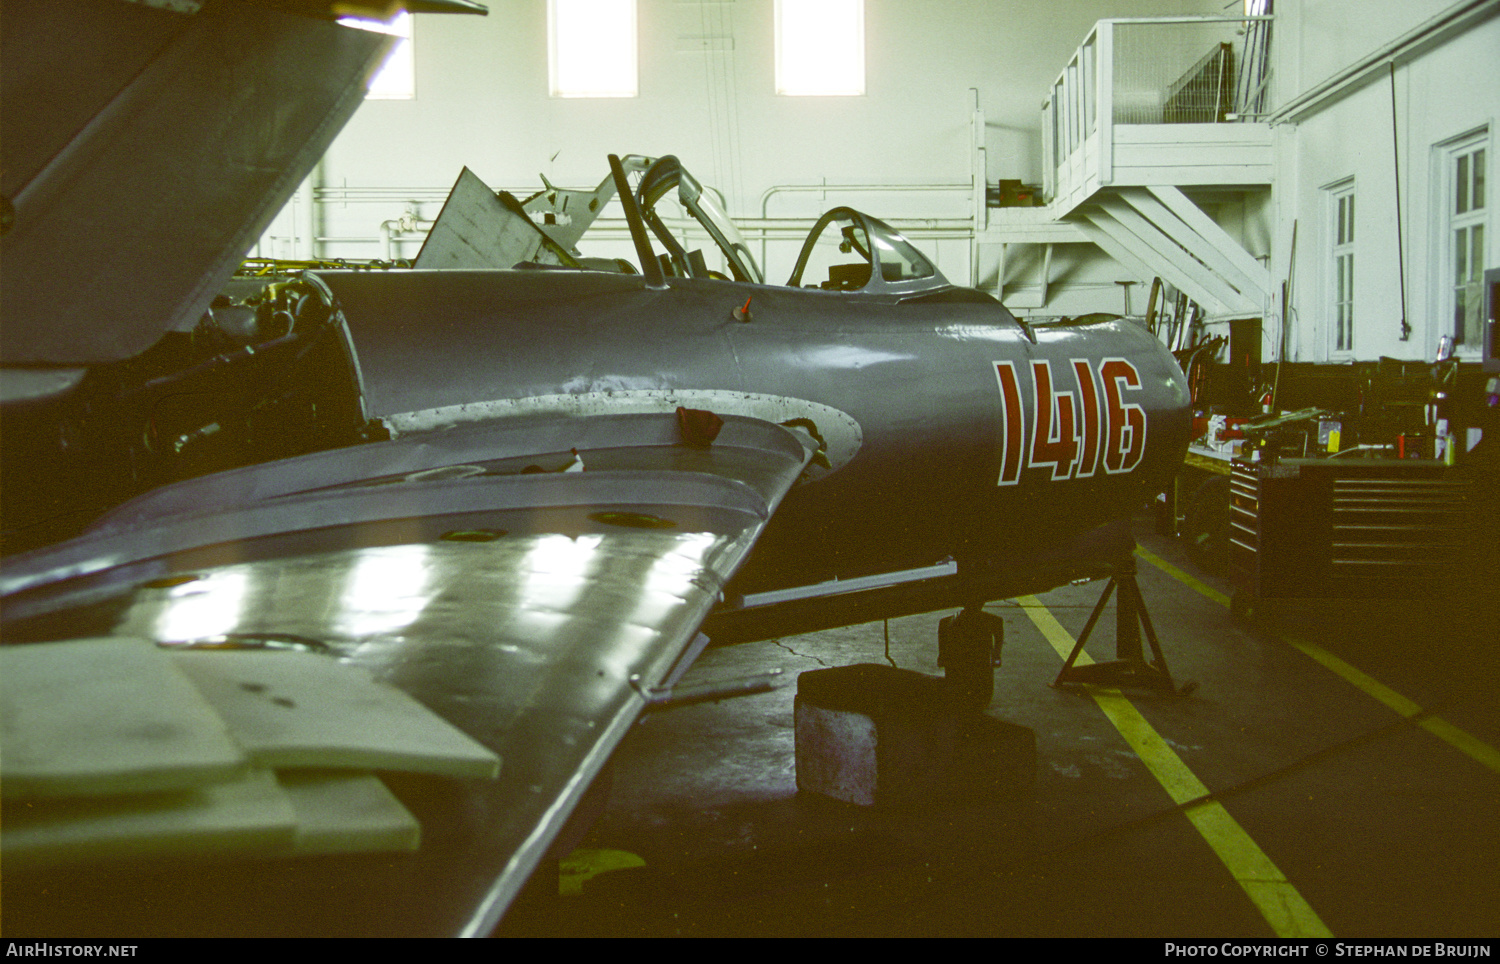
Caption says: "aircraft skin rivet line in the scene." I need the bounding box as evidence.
[1018,596,1334,939]
[1133,547,1500,776]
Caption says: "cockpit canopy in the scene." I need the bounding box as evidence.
[629,161,951,296]
[786,206,950,296]
[633,156,763,284]
[452,154,952,297]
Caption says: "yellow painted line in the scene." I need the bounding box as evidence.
[1134,547,1500,775]
[559,848,646,896]
[1018,595,1333,939]
[1134,546,1229,607]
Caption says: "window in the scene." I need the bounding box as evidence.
[1442,133,1488,347]
[340,12,414,101]
[775,0,864,96]
[1328,181,1355,355]
[549,0,637,98]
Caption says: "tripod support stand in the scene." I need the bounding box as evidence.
[1052,555,1195,695]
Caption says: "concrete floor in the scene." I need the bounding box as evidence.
[497,518,1500,938]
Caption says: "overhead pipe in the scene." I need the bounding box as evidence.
[379,207,435,260]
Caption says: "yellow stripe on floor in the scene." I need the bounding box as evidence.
[559,848,646,896]
[1133,546,1229,607]
[1134,546,1500,775]
[1018,595,1333,939]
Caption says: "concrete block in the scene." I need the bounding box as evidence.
[794,664,1034,807]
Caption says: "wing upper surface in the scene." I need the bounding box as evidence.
[1,412,816,936]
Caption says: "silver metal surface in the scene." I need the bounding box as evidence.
[414,167,572,270]
[2,411,815,936]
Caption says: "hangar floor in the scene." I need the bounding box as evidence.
[497,517,1500,938]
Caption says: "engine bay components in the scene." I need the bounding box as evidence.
[1,271,373,555]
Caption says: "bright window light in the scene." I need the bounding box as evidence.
[550,0,638,98]
[776,0,864,96]
[340,12,414,100]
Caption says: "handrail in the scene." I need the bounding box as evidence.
[1046,14,1274,98]
[1043,14,1276,200]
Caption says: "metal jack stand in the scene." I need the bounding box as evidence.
[1053,556,1195,695]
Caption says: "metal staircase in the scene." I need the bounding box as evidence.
[982,15,1275,319]
[1068,185,1268,317]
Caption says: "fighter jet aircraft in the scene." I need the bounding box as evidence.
[0,0,1190,936]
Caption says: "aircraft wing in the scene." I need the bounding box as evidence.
[2,411,817,936]
[0,0,408,366]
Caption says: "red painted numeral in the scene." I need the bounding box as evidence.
[995,362,1025,486]
[1101,358,1146,474]
[1030,361,1078,480]
[994,356,1147,485]
[1071,360,1101,479]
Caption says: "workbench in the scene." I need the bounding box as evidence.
[1226,457,1472,617]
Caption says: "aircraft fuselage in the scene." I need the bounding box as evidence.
[316,269,1190,598]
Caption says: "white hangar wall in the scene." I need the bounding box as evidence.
[259,2,1499,341]
[1272,0,1498,364]
[263,0,1220,298]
